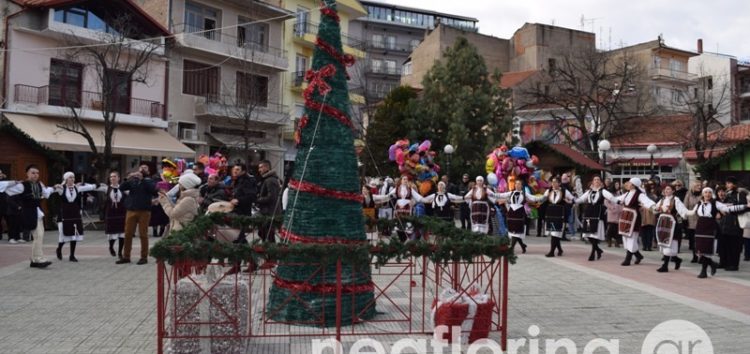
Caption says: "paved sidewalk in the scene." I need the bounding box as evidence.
[0,231,749,353]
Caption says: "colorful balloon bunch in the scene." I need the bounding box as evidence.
[485,145,540,192]
[197,152,228,176]
[161,158,187,184]
[388,139,441,195]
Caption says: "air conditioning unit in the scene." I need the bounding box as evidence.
[180,128,197,141]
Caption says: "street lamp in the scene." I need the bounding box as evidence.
[443,144,455,179]
[598,139,610,179]
[647,144,658,180]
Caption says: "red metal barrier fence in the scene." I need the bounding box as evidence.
[156,253,508,353]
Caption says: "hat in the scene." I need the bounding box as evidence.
[628,177,642,188]
[178,173,202,190]
[702,187,715,198]
[62,171,75,184]
[726,176,738,184]
[475,176,485,183]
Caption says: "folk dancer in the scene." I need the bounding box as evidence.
[0,165,55,268]
[377,177,395,236]
[464,176,497,234]
[374,176,424,241]
[422,181,465,223]
[721,177,748,271]
[610,178,655,266]
[683,181,703,263]
[55,172,97,262]
[541,176,574,257]
[574,176,614,261]
[653,184,690,272]
[684,187,749,278]
[496,178,543,254]
[96,171,128,258]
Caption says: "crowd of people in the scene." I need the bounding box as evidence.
[364,171,750,279]
[0,159,284,269]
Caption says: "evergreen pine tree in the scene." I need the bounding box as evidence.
[267,0,375,326]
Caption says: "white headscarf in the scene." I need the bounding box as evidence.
[628,177,645,193]
[701,187,715,199]
[62,171,75,185]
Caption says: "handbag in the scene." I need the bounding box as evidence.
[738,212,750,229]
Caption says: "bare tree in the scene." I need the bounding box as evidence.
[56,14,164,178]
[519,47,654,160]
[671,67,733,165]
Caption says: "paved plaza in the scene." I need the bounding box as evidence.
[1,230,749,353]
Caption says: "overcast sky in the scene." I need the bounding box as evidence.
[374,0,750,61]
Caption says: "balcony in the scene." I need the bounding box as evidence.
[290,71,306,89]
[366,65,401,76]
[366,41,416,55]
[194,94,289,126]
[174,24,288,70]
[292,22,365,58]
[12,84,167,127]
[649,67,697,84]
[740,82,750,98]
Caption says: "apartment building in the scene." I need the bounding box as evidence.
[0,0,192,177]
[349,0,477,101]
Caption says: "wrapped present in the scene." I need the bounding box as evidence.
[431,288,495,344]
[166,266,249,354]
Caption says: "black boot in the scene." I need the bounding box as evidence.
[634,251,644,265]
[546,238,556,257]
[621,251,633,266]
[588,245,596,261]
[69,241,78,262]
[698,257,708,279]
[657,256,669,273]
[707,257,717,276]
[511,238,518,253]
[672,256,683,270]
[117,238,124,258]
[691,251,698,263]
[56,242,64,260]
[596,244,603,260]
[520,241,527,254]
[108,239,116,257]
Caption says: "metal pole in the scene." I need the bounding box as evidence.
[156,261,164,354]
[650,153,654,180]
[335,258,342,347]
[601,151,606,179]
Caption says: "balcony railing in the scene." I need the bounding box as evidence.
[203,93,289,115]
[14,84,165,119]
[649,67,697,82]
[177,24,287,60]
[293,21,363,49]
[366,41,416,52]
[290,71,306,88]
[367,65,401,75]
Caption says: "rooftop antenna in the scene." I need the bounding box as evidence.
[608,27,612,50]
[580,14,600,33]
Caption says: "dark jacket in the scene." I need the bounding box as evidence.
[232,174,257,215]
[721,188,747,236]
[257,171,282,216]
[199,183,228,211]
[120,177,157,211]
[0,191,6,216]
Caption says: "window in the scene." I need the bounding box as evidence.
[669,59,684,72]
[548,58,557,72]
[238,17,268,50]
[410,39,420,50]
[106,69,131,114]
[402,62,412,76]
[295,7,309,35]
[185,1,221,40]
[385,60,397,74]
[653,56,661,69]
[708,103,715,114]
[183,60,219,98]
[707,76,713,90]
[294,55,307,86]
[371,34,384,48]
[49,59,83,107]
[386,36,396,50]
[671,89,681,103]
[54,7,116,34]
[236,72,269,106]
[371,59,382,73]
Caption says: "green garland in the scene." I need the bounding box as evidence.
[150,213,516,267]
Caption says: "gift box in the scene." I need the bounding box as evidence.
[431,288,495,344]
[166,266,249,354]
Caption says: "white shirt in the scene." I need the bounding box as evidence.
[497,191,542,210]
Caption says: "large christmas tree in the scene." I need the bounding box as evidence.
[268,0,375,326]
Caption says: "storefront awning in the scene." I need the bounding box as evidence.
[3,113,195,158]
[207,133,286,153]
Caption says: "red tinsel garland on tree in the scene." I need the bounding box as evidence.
[288,179,364,203]
[280,228,368,245]
[274,278,374,294]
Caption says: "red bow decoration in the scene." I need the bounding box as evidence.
[304,64,336,97]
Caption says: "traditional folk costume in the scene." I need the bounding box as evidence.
[422,187,464,223]
[574,188,615,261]
[463,177,497,235]
[55,173,96,262]
[653,195,690,272]
[374,181,424,241]
[611,179,656,266]
[542,187,574,257]
[1,179,54,267]
[496,190,543,253]
[685,189,747,278]
[96,183,128,258]
[377,179,395,236]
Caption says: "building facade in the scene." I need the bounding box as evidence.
[349,1,477,101]
[0,0,192,178]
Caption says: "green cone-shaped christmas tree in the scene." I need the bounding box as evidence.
[267,0,375,326]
